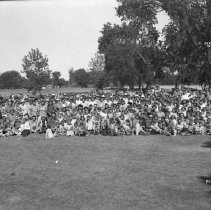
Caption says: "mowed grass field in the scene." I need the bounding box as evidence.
[0,135,210,210]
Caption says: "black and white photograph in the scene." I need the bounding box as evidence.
[0,0,211,209]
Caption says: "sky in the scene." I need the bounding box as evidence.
[0,0,169,79]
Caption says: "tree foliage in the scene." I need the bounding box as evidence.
[51,71,68,87]
[161,0,211,86]
[0,71,26,89]
[69,68,89,88]
[88,51,105,72]
[98,0,211,88]
[88,51,105,86]
[52,71,61,86]
[98,0,164,88]
[22,48,51,92]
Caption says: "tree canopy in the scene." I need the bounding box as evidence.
[22,48,51,92]
[0,71,26,89]
[98,0,211,88]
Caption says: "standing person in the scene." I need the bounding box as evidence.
[169,115,177,136]
[47,112,58,132]
[37,116,48,134]
[38,101,47,120]
[31,100,39,119]
[47,100,56,117]
[8,109,17,129]
[86,115,94,134]
[27,100,33,118]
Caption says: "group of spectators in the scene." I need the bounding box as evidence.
[0,86,211,138]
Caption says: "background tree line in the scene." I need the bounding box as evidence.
[0,49,104,91]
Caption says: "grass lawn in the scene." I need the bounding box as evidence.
[0,135,210,210]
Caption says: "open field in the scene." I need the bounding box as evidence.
[0,135,210,210]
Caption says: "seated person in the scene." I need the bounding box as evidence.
[29,115,38,133]
[194,120,205,135]
[149,120,161,135]
[57,120,66,136]
[175,118,184,135]
[64,120,75,136]
[37,116,48,134]
[123,119,133,135]
[12,119,21,136]
[46,125,57,139]
[19,118,31,137]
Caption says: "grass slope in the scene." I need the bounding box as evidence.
[0,135,210,210]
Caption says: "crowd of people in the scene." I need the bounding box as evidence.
[0,86,211,139]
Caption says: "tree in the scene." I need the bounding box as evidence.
[98,0,211,87]
[88,51,105,85]
[160,0,211,86]
[88,51,105,72]
[0,71,25,89]
[22,48,51,92]
[52,71,61,87]
[58,78,69,87]
[73,69,89,88]
[68,67,75,85]
[98,0,161,89]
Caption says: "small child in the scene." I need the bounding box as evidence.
[175,118,184,135]
[169,116,177,136]
[187,119,195,135]
[46,125,57,139]
[78,122,87,136]
[123,119,133,135]
[86,115,94,134]
[57,121,66,136]
[109,118,118,136]
[135,119,146,135]
[37,116,47,134]
[101,118,110,136]
[93,116,101,135]
[0,125,5,137]
[206,118,211,135]
[64,121,75,137]
[12,119,21,136]
[195,121,205,135]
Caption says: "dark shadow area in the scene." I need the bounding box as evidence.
[201,141,211,148]
[198,176,211,198]
[198,176,211,186]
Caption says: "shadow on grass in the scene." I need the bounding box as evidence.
[201,141,211,148]
[198,175,211,186]
[198,175,211,198]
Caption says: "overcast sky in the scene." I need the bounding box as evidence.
[0,0,169,78]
